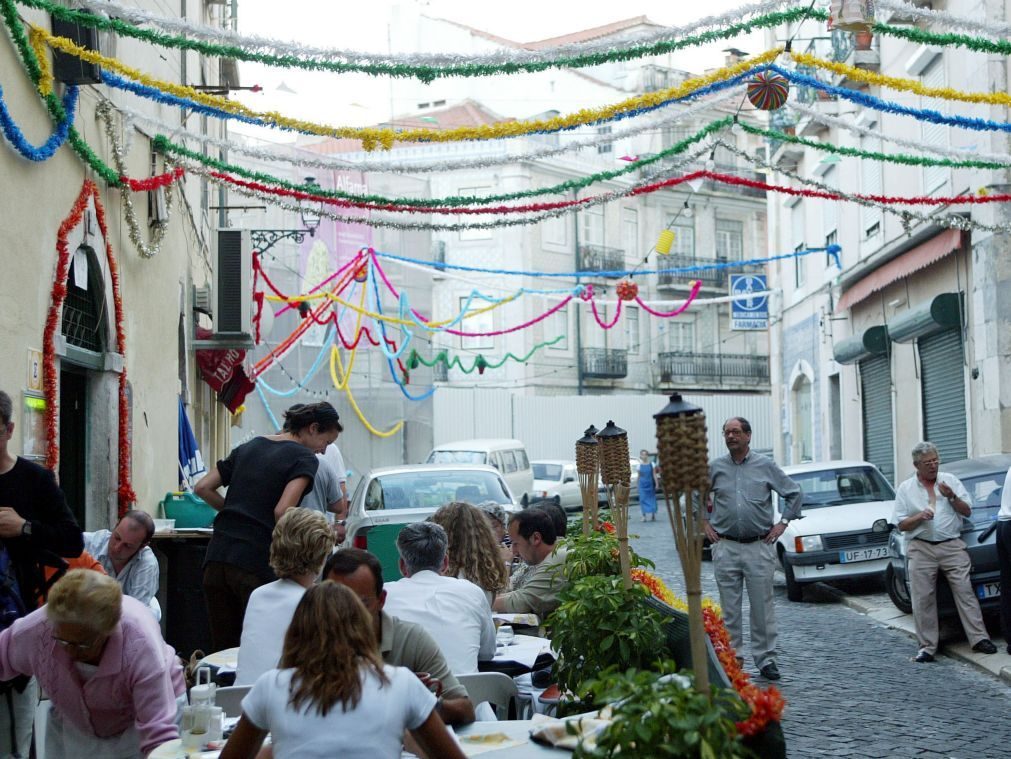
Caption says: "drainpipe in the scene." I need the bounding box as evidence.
[574,189,584,396]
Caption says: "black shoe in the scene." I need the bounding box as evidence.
[759,662,781,681]
[914,650,935,663]
[972,639,998,654]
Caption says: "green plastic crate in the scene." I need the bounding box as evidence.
[160,491,216,529]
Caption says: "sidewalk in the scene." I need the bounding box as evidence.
[818,583,1011,685]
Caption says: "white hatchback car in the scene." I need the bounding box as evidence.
[529,460,582,512]
[775,460,896,602]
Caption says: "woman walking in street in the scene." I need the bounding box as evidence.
[220,582,465,759]
[195,402,342,650]
[638,449,659,522]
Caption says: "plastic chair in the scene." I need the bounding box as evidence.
[214,684,252,718]
[456,672,521,720]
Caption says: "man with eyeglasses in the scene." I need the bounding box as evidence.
[893,441,997,663]
[704,417,801,682]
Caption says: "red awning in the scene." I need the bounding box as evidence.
[835,229,963,312]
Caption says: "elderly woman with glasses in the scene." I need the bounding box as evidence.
[0,569,185,758]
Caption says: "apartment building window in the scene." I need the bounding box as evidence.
[662,125,691,149]
[825,229,838,267]
[548,304,568,351]
[669,221,694,257]
[792,201,805,289]
[626,305,640,354]
[860,126,883,238]
[713,136,736,170]
[542,213,567,247]
[921,59,948,194]
[666,319,695,352]
[459,186,492,240]
[459,296,493,350]
[582,206,605,245]
[622,208,638,261]
[715,218,743,261]
[597,125,613,154]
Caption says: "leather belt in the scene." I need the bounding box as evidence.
[718,533,765,544]
[913,537,956,545]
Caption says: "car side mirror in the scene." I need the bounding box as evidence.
[563,477,574,484]
[871,518,894,533]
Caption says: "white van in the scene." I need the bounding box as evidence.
[425,439,534,505]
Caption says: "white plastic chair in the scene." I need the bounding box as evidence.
[456,672,521,720]
[214,685,252,718]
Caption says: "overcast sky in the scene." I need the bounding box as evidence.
[232,0,768,135]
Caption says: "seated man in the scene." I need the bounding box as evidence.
[493,509,567,618]
[383,522,496,675]
[84,510,160,617]
[324,548,475,726]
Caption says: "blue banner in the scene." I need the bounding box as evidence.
[729,274,769,330]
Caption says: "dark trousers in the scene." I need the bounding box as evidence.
[996,521,1011,647]
[202,561,265,652]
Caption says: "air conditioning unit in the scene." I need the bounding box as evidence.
[212,229,252,341]
[51,12,101,85]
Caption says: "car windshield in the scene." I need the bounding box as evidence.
[961,472,1005,527]
[533,463,563,481]
[365,470,512,511]
[789,466,895,509]
[426,450,487,465]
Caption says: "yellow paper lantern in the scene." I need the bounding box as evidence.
[656,229,675,255]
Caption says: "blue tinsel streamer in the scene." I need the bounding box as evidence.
[0,83,77,161]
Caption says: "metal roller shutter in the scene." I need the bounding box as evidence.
[919,329,967,464]
[860,355,894,483]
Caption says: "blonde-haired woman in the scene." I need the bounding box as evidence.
[0,569,185,758]
[221,582,465,759]
[236,508,335,685]
[431,501,509,604]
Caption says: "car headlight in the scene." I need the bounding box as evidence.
[794,535,823,553]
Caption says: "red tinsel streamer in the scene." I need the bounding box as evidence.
[46,181,136,516]
[213,167,1011,216]
[118,166,185,192]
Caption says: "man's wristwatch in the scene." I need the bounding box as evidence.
[779,518,789,526]
[20,520,32,537]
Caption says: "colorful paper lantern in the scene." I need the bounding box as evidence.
[746,71,790,111]
[828,0,875,32]
[616,279,639,301]
[353,264,368,283]
[656,229,675,255]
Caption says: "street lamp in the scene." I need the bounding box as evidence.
[249,176,324,256]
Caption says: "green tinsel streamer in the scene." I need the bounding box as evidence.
[408,336,565,374]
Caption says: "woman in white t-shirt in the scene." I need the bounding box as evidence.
[219,582,466,759]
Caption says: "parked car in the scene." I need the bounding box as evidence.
[885,453,1011,616]
[426,439,533,505]
[529,461,582,512]
[775,460,897,602]
[342,464,518,582]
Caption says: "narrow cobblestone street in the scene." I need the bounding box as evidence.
[628,509,1011,758]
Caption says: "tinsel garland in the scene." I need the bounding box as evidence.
[155,118,729,208]
[876,0,1011,38]
[406,336,566,374]
[96,101,176,258]
[40,0,796,78]
[46,180,136,514]
[20,0,812,82]
[0,80,76,161]
[127,88,742,175]
[34,25,778,150]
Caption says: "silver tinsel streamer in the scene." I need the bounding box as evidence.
[876,0,1011,37]
[125,89,743,176]
[78,0,792,70]
[97,101,174,259]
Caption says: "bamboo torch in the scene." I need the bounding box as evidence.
[654,393,711,694]
[576,425,600,537]
[597,421,632,588]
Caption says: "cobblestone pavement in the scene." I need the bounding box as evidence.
[627,509,1011,758]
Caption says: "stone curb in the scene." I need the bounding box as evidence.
[812,582,1011,686]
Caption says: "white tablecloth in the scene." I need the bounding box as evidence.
[491,634,552,669]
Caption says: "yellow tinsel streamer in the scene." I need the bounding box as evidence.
[34,24,779,151]
[29,26,54,96]
[791,50,1011,108]
[333,345,405,438]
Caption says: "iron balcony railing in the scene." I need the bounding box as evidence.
[578,243,625,277]
[657,352,769,383]
[657,255,729,288]
[580,348,628,379]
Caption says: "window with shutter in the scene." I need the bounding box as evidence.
[861,130,883,237]
[921,60,948,194]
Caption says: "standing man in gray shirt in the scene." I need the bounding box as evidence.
[704,417,802,681]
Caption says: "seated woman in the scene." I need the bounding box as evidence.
[236,508,335,685]
[0,569,185,758]
[431,501,509,605]
[220,582,465,759]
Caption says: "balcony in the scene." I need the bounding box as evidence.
[657,352,769,384]
[657,256,728,289]
[578,244,625,277]
[640,64,685,93]
[831,29,880,87]
[580,348,628,379]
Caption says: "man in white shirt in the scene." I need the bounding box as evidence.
[383,522,496,675]
[997,466,1011,655]
[892,441,997,663]
[84,510,160,615]
[322,442,349,517]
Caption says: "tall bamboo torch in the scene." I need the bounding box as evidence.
[597,421,632,588]
[576,425,600,537]
[654,393,711,694]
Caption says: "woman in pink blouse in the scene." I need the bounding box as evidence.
[0,569,185,758]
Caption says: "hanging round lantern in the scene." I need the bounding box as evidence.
[656,229,675,256]
[615,279,639,302]
[828,0,875,32]
[746,71,790,111]
[353,263,368,283]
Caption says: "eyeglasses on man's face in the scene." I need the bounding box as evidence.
[52,633,100,652]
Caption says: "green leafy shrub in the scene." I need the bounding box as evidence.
[563,529,652,582]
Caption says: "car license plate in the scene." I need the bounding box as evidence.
[839,546,889,563]
[976,582,1001,600]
